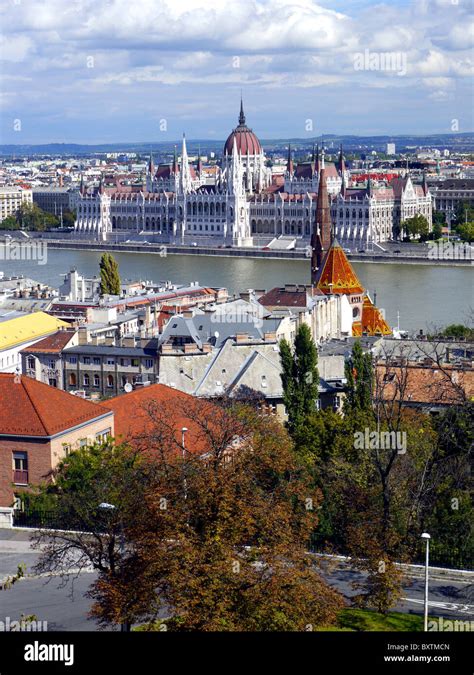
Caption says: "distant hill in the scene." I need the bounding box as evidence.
[0,133,473,156]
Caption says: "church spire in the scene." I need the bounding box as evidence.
[286,143,294,175]
[311,161,333,282]
[172,145,178,174]
[148,150,155,176]
[239,95,246,126]
[338,143,345,175]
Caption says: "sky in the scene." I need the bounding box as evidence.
[0,0,473,144]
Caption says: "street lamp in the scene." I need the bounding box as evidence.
[421,532,431,631]
[98,502,130,632]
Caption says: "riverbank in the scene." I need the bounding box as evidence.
[5,235,471,267]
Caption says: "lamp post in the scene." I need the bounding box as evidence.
[98,502,130,632]
[421,532,431,632]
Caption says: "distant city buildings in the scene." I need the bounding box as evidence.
[72,102,433,249]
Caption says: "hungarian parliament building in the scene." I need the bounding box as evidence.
[74,101,432,247]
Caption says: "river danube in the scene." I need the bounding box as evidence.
[1,249,472,333]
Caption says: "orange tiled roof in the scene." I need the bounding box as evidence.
[352,296,392,337]
[375,363,473,405]
[0,374,112,437]
[101,384,219,456]
[315,239,365,295]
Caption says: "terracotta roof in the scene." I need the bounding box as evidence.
[0,374,112,437]
[258,287,309,308]
[375,363,473,406]
[352,296,392,337]
[21,330,75,354]
[224,125,261,156]
[101,384,219,455]
[314,239,365,295]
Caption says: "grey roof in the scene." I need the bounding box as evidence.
[63,343,158,358]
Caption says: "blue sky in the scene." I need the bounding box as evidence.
[0,0,473,144]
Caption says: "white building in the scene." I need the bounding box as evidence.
[0,187,33,223]
[74,104,432,247]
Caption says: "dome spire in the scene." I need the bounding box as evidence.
[239,94,246,126]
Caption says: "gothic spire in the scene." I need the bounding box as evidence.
[239,95,246,126]
[311,161,332,282]
[286,144,294,175]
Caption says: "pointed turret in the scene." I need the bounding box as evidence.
[148,151,155,176]
[239,95,246,126]
[172,145,179,174]
[197,145,203,176]
[286,144,294,175]
[179,133,192,194]
[337,143,346,175]
[314,143,320,175]
[311,155,333,282]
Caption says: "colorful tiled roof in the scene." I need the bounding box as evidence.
[0,374,112,437]
[352,296,392,337]
[314,239,365,295]
[0,312,69,351]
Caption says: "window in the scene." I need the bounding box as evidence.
[68,373,77,387]
[79,438,88,448]
[93,374,100,387]
[69,356,77,364]
[12,452,28,485]
[93,357,101,365]
[27,356,35,370]
[106,358,115,366]
[144,359,153,369]
[107,374,114,388]
[83,356,91,365]
[83,373,90,387]
[48,359,56,369]
[131,359,139,368]
[120,358,129,367]
[96,428,111,443]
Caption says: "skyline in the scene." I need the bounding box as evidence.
[1,0,473,144]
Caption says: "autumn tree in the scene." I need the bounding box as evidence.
[32,399,343,631]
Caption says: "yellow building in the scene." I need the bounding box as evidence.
[0,312,69,374]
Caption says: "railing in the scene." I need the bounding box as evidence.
[12,470,28,485]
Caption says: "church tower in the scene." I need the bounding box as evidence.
[311,151,333,283]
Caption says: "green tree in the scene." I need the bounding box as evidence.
[432,221,443,240]
[99,252,121,295]
[344,340,373,414]
[280,323,319,435]
[403,214,429,241]
[457,222,474,242]
[1,216,19,230]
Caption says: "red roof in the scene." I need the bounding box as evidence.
[224,126,262,155]
[101,384,219,456]
[0,374,112,437]
[258,286,309,308]
[21,330,75,354]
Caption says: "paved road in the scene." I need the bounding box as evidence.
[1,530,472,631]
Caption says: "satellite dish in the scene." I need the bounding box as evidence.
[124,383,133,393]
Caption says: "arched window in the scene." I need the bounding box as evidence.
[107,375,114,388]
[83,373,90,387]
[93,374,100,387]
[68,373,76,387]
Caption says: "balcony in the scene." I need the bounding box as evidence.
[13,469,29,485]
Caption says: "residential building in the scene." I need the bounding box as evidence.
[63,341,159,397]
[0,374,114,507]
[0,312,69,374]
[0,187,33,223]
[21,329,78,388]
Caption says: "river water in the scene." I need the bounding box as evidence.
[0,249,472,333]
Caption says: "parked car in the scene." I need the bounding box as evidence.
[343,248,351,254]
